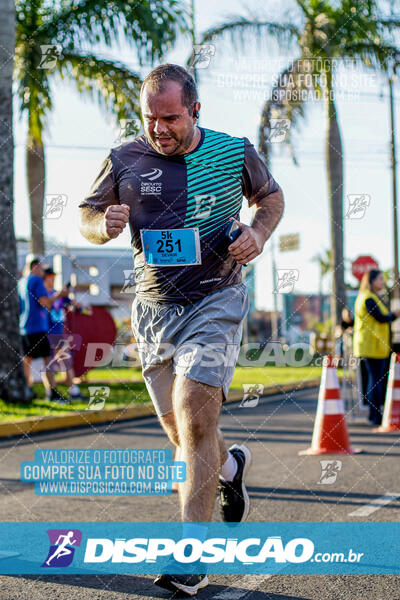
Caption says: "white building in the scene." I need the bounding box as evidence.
[18,241,135,319]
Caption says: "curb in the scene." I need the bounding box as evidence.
[0,378,319,439]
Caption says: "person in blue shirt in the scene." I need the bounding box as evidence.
[43,266,70,335]
[18,258,68,401]
[43,267,83,402]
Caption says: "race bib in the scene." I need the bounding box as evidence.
[141,228,202,266]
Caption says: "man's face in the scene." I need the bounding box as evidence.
[44,274,55,288]
[31,262,44,278]
[372,272,385,292]
[141,81,198,156]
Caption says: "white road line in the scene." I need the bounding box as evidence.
[211,575,273,599]
[348,493,400,517]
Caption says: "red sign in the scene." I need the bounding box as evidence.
[65,306,117,377]
[352,255,379,281]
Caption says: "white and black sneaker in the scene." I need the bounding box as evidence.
[153,573,209,596]
[218,444,251,522]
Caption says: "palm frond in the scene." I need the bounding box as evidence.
[294,0,312,18]
[312,249,331,276]
[258,57,318,167]
[343,42,400,73]
[36,0,189,63]
[57,52,142,122]
[377,17,400,32]
[14,50,53,140]
[200,16,300,47]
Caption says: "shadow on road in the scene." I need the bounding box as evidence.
[0,416,159,448]
[14,574,311,599]
[6,574,165,597]
[247,486,400,508]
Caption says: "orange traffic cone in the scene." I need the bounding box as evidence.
[299,355,362,455]
[375,353,400,432]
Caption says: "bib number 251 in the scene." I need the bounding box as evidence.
[141,228,201,267]
[157,232,181,253]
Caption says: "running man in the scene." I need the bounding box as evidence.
[45,531,77,566]
[79,64,284,596]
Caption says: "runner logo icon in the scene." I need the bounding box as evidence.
[42,529,82,567]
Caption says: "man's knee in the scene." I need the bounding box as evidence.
[186,417,214,445]
[174,377,222,444]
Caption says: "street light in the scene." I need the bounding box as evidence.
[389,74,399,299]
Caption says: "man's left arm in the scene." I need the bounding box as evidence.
[228,138,284,265]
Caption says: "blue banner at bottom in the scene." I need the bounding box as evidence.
[0,522,398,575]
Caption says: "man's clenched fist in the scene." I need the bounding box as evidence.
[102,204,130,239]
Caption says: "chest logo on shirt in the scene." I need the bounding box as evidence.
[140,168,162,181]
[140,168,163,195]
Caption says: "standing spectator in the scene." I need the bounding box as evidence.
[335,307,354,358]
[18,258,68,402]
[341,307,354,332]
[353,270,400,425]
[43,267,83,401]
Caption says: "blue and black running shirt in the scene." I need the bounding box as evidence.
[80,127,279,303]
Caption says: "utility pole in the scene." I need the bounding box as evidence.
[189,0,198,87]
[389,75,399,298]
[271,238,279,340]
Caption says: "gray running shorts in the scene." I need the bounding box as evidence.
[131,283,249,417]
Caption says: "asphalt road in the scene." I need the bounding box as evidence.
[1,387,400,599]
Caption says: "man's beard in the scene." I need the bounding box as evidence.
[148,128,195,156]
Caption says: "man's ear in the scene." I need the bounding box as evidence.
[192,101,201,120]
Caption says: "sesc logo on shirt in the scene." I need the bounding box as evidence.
[140,169,163,195]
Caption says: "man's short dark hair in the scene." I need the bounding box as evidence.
[43,266,55,276]
[140,64,198,111]
[29,258,41,270]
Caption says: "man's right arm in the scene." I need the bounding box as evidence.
[79,205,130,245]
[78,152,129,245]
[79,207,109,245]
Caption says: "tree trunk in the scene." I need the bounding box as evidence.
[0,0,29,401]
[26,132,46,255]
[325,69,346,333]
[319,265,323,322]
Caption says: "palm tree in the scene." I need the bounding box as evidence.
[0,0,29,402]
[15,0,187,255]
[201,0,400,331]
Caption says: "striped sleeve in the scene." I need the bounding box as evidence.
[242,138,280,206]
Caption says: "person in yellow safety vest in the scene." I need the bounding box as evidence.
[353,269,400,425]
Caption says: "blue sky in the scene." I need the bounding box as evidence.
[13,0,399,310]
